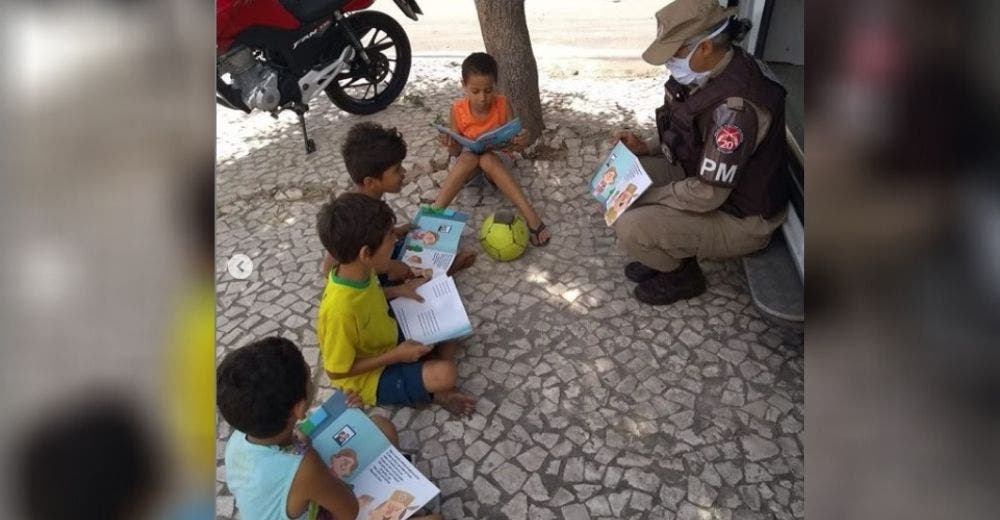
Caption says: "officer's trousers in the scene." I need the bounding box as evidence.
[612,156,785,272]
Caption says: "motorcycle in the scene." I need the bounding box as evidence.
[216,0,422,154]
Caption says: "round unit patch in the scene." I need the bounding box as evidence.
[714,124,743,154]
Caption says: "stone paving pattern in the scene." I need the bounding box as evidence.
[215,60,803,520]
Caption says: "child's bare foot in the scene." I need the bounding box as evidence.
[446,250,477,276]
[433,390,476,417]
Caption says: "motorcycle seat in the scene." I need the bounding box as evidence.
[280,0,353,24]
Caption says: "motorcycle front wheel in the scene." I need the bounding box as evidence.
[325,11,411,115]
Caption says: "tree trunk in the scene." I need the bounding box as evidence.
[474,0,543,145]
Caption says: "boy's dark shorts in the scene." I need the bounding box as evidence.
[375,323,430,406]
[376,362,430,406]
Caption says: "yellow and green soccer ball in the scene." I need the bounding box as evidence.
[479,211,529,262]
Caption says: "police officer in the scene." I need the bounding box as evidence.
[612,0,790,306]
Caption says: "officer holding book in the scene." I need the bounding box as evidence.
[611,0,791,306]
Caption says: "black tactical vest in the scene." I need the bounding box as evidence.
[655,47,789,219]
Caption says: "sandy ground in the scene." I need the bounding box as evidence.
[371,0,670,77]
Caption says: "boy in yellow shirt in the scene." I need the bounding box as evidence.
[316,193,476,416]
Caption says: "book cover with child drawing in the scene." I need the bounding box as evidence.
[589,141,653,226]
[399,206,469,278]
[300,391,439,520]
[432,118,522,154]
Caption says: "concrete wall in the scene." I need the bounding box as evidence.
[739,0,803,65]
[762,0,804,65]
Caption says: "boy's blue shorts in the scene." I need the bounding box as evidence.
[376,362,430,406]
[377,309,431,406]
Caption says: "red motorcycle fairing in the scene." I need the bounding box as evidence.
[217,0,375,53]
[342,0,377,11]
[217,0,301,52]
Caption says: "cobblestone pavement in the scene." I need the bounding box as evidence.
[216,60,804,520]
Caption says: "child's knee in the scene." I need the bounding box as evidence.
[423,360,458,390]
[480,155,509,178]
[436,360,458,386]
[456,151,478,167]
[450,154,480,177]
[479,152,501,168]
[369,414,399,446]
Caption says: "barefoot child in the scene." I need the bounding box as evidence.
[435,52,552,246]
[218,336,397,520]
[321,123,476,279]
[315,193,476,416]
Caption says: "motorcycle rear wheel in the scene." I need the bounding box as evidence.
[325,11,411,115]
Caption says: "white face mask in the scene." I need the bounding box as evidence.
[665,45,710,86]
[665,19,730,86]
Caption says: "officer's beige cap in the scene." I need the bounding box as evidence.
[642,0,738,65]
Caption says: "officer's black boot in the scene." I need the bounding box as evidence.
[633,257,706,305]
[624,261,662,283]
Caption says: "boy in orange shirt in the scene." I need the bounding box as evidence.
[435,52,552,246]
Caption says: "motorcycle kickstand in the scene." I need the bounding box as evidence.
[294,110,317,154]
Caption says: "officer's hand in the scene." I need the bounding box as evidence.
[613,131,649,155]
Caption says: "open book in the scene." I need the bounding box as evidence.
[589,141,653,226]
[300,391,439,520]
[389,276,472,345]
[432,118,522,154]
[399,206,468,278]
